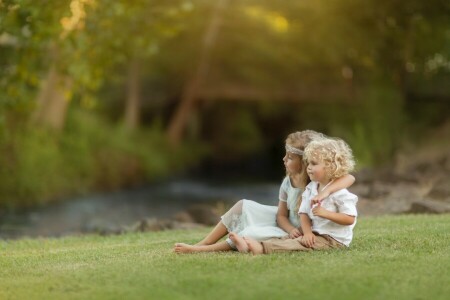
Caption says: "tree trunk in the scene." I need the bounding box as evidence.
[124,58,141,130]
[167,0,229,146]
[33,63,72,131]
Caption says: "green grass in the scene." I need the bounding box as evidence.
[1,214,449,300]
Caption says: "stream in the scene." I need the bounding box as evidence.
[0,179,281,240]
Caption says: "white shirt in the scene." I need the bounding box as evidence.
[299,181,358,247]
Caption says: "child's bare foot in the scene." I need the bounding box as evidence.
[173,243,201,254]
[244,237,264,255]
[229,232,248,253]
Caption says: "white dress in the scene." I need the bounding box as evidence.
[221,176,302,249]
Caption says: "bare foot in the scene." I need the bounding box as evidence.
[229,232,248,253]
[173,243,201,254]
[244,237,264,255]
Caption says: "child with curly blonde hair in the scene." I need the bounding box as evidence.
[242,137,358,255]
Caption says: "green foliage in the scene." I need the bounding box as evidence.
[0,109,203,209]
[0,0,193,111]
[0,0,449,205]
[0,214,449,299]
[0,0,73,112]
[333,84,405,167]
[203,105,263,160]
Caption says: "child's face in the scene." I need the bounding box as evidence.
[306,156,328,183]
[283,151,302,175]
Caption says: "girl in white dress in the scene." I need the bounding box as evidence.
[174,130,355,253]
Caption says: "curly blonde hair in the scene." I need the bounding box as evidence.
[304,138,355,180]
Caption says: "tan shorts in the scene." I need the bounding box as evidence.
[261,232,344,254]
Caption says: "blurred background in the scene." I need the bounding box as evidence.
[0,0,449,238]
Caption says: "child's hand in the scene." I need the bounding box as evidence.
[289,228,302,239]
[312,202,329,218]
[310,190,330,207]
[301,232,315,248]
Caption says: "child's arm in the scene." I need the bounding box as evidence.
[311,174,355,206]
[277,202,301,238]
[300,213,315,247]
[311,203,355,225]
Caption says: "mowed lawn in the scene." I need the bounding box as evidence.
[1,214,449,300]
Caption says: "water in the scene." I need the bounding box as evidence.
[0,179,280,239]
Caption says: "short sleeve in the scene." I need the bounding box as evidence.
[279,177,289,202]
[335,195,358,216]
[299,188,311,214]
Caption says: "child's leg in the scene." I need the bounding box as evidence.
[229,232,248,253]
[310,234,344,250]
[244,237,265,255]
[196,200,245,245]
[195,221,228,245]
[174,240,232,254]
[260,237,310,254]
[243,237,307,255]
[249,234,343,255]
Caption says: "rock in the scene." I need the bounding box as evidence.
[81,219,122,235]
[173,211,195,223]
[394,138,450,182]
[407,200,450,214]
[170,221,206,230]
[353,168,376,184]
[348,184,371,198]
[128,218,173,232]
[186,204,221,225]
[427,177,450,201]
[445,154,450,172]
[368,181,393,199]
[125,218,206,233]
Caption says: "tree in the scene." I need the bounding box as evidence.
[0,0,94,130]
[167,0,229,145]
[80,0,193,130]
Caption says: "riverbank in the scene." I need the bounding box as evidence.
[0,180,280,239]
[1,164,449,240]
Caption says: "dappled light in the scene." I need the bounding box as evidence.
[59,0,92,39]
[1,3,449,299]
[0,0,449,238]
[243,6,289,33]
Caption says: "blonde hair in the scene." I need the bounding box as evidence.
[285,130,325,154]
[285,130,326,214]
[304,138,355,180]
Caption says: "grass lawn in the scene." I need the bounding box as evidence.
[1,214,449,300]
